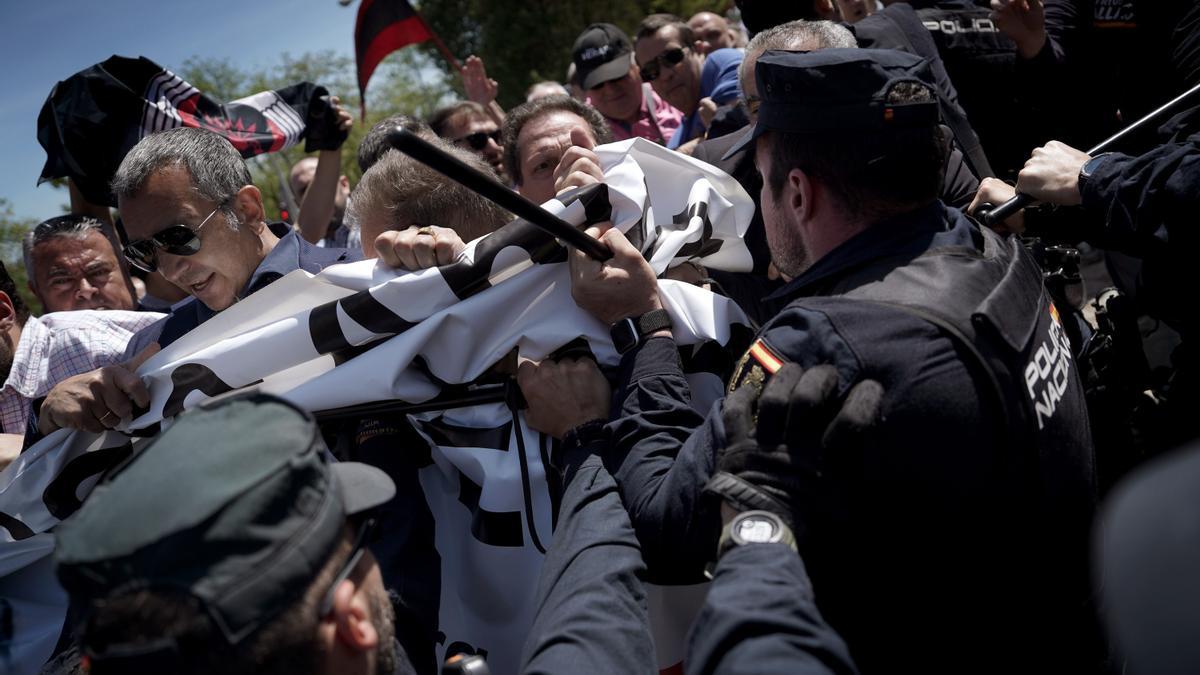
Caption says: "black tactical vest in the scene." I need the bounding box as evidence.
[826,223,1096,498]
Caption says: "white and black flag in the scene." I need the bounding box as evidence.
[0,138,755,675]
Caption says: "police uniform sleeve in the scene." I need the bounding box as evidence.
[685,544,859,675]
[1080,138,1200,251]
[602,335,726,583]
[519,453,655,675]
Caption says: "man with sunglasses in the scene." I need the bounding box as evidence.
[32,127,357,436]
[571,23,683,146]
[53,392,418,675]
[429,101,507,182]
[634,14,744,151]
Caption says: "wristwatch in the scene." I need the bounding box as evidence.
[1077,152,1112,195]
[717,510,797,559]
[610,309,672,355]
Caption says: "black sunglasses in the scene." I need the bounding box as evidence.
[454,129,502,151]
[318,517,379,618]
[122,201,226,273]
[639,47,686,83]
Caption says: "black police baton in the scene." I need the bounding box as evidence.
[979,80,1200,227]
[385,126,612,261]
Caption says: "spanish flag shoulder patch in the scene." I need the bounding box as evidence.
[729,339,786,396]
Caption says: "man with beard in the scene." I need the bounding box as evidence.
[53,392,414,675]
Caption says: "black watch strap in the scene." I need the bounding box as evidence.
[1078,152,1111,195]
[610,309,672,355]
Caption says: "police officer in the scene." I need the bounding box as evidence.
[50,393,417,675]
[560,49,1099,673]
[516,358,869,674]
[975,134,1200,453]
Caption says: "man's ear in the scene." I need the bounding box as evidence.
[233,185,266,232]
[0,292,17,333]
[331,578,380,652]
[788,167,817,225]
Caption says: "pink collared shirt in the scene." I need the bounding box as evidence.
[0,310,163,434]
[595,84,684,146]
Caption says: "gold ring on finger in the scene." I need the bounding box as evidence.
[416,226,436,237]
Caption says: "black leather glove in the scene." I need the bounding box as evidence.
[705,363,884,536]
[304,93,350,152]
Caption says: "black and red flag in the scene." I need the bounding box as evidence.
[354,0,457,117]
[37,55,341,206]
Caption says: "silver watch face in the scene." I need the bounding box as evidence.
[732,514,782,545]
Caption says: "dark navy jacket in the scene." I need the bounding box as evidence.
[521,445,857,675]
[600,203,1099,674]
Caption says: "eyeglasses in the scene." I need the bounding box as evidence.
[639,47,686,83]
[453,130,502,151]
[318,517,378,618]
[122,201,227,273]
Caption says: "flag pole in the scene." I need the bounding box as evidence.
[412,3,462,71]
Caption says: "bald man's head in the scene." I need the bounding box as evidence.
[688,11,737,53]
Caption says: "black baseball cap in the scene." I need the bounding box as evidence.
[724,48,941,160]
[572,23,634,90]
[55,392,395,649]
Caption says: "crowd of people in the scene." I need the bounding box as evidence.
[5,0,1200,673]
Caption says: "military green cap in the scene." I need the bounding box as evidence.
[54,392,395,647]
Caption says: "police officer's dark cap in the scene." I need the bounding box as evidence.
[54,392,395,648]
[573,23,634,90]
[724,48,941,160]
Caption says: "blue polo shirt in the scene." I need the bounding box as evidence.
[127,224,358,354]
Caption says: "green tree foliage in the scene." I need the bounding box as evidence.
[0,199,42,315]
[179,48,454,220]
[417,0,727,108]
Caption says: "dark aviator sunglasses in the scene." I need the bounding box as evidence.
[454,129,502,151]
[122,201,227,273]
[639,47,686,83]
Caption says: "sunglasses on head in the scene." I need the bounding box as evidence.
[639,47,686,83]
[454,129,502,151]
[122,200,227,273]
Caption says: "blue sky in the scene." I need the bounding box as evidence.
[0,0,365,221]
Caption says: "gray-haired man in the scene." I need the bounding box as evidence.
[23,215,136,313]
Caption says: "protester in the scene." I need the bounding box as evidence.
[525,81,570,102]
[21,215,136,313]
[52,392,413,675]
[357,113,436,173]
[290,96,354,247]
[500,95,611,206]
[428,101,506,181]
[572,23,683,145]
[633,14,743,151]
[687,11,739,53]
[0,261,160,439]
[348,139,509,262]
[559,48,1098,673]
[31,126,360,436]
